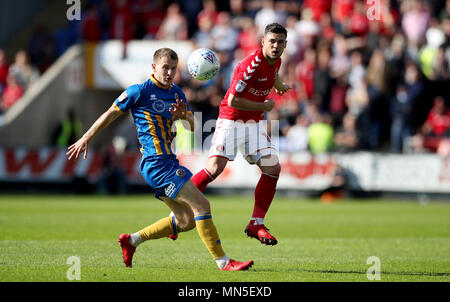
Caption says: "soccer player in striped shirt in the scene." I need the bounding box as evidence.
[67,48,253,271]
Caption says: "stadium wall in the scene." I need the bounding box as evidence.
[0,148,448,196]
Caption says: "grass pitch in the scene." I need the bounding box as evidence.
[0,194,449,282]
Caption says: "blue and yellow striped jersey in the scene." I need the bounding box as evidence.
[113,75,192,158]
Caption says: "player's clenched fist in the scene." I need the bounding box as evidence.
[263,98,275,112]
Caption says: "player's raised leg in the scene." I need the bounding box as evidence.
[175,180,253,271]
[191,155,229,192]
[245,154,281,246]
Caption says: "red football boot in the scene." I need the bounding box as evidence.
[118,233,136,267]
[220,259,254,271]
[168,233,178,240]
[244,222,278,246]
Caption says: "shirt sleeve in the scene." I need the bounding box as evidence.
[113,84,140,113]
[229,58,258,97]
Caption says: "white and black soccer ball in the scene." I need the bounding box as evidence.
[187,48,220,81]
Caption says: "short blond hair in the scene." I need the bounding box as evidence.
[153,48,178,63]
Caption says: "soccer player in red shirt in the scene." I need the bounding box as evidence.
[191,23,290,245]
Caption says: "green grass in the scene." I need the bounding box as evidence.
[0,194,449,282]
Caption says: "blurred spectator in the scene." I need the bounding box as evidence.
[210,11,239,53]
[419,25,446,79]
[295,47,316,101]
[81,3,103,42]
[0,49,9,90]
[156,2,188,40]
[328,74,348,125]
[229,0,249,29]
[314,47,333,112]
[366,48,390,149]
[330,35,351,79]
[347,0,369,37]
[197,0,219,26]
[1,75,24,111]
[52,109,83,148]
[412,96,450,152]
[285,114,309,153]
[27,24,56,73]
[8,50,39,90]
[284,15,302,61]
[131,0,154,39]
[401,0,431,50]
[319,13,336,42]
[142,0,166,40]
[308,113,334,154]
[193,14,214,49]
[334,112,360,152]
[348,50,365,90]
[296,7,321,47]
[390,62,425,152]
[385,33,407,94]
[109,0,135,47]
[332,0,354,32]
[237,17,260,56]
[254,0,287,35]
[303,0,332,22]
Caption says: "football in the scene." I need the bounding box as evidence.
[187,48,220,81]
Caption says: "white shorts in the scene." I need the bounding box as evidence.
[208,118,277,164]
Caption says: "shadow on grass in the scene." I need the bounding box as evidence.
[255,268,450,277]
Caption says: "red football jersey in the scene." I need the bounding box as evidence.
[219,48,281,122]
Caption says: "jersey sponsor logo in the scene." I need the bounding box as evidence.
[165,182,176,197]
[257,77,268,81]
[235,80,247,93]
[118,91,128,102]
[248,87,271,96]
[152,99,166,113]
[216,144,224,152]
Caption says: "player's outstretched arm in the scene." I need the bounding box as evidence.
[66,105,122,160]
[228,93,275,112]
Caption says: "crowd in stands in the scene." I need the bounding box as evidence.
[1,0,449,156]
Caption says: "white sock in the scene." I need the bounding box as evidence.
[251,217,265,225]
[215,255,230,269]
[129,232,143,247]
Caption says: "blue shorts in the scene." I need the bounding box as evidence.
[140,155,193,200]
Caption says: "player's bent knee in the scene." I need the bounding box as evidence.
[206,158,227,178]
[260,161,281,177]
[178,218,196,232]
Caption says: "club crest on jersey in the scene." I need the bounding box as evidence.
[118,91,127,102]
[176,168,186,178]
[174,92,179,100]
[236,80,247,93]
